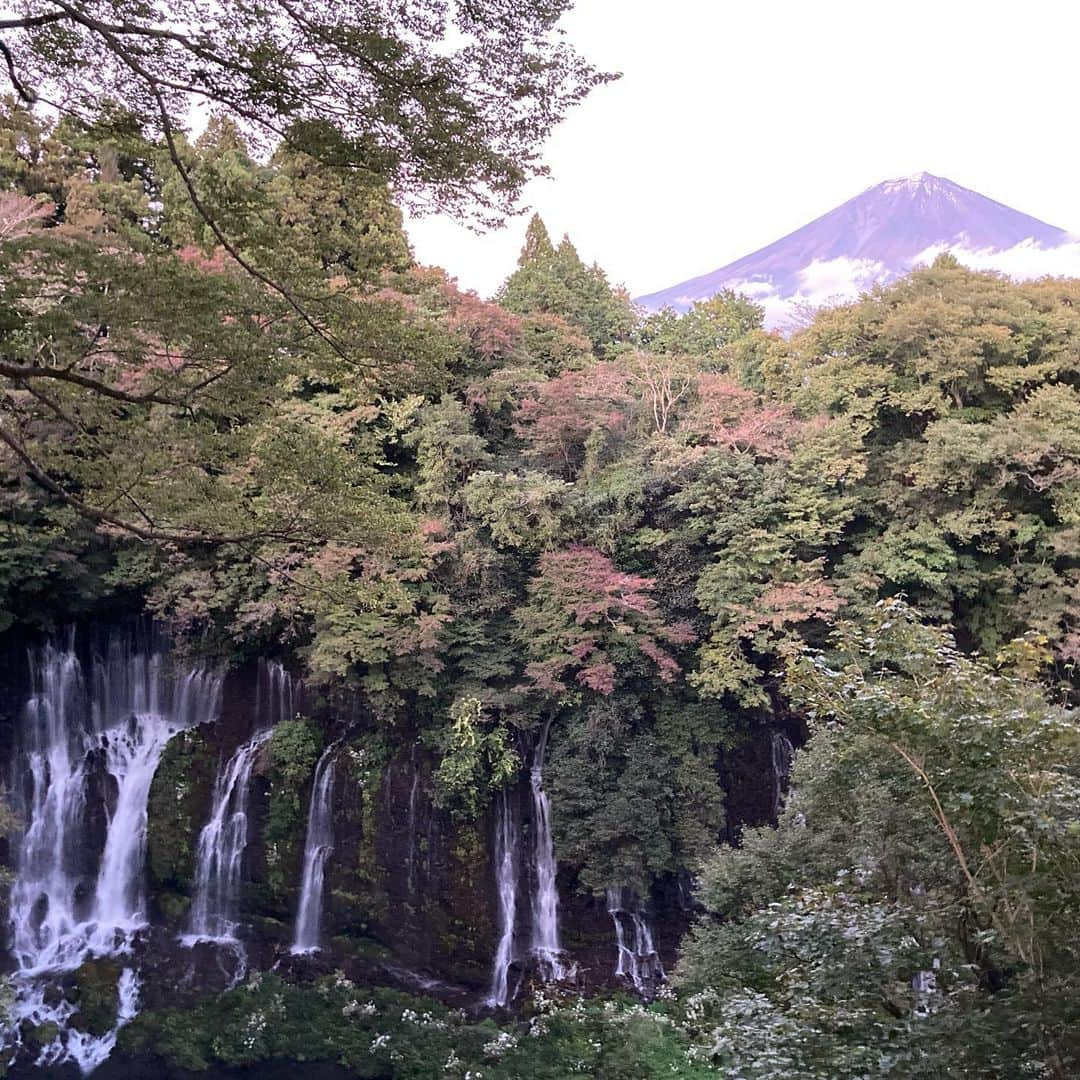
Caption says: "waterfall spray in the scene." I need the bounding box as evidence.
[7,633,221,1073]
[486,787,520,1006]
[291,744,337,953]
[605,887,665,995]
[771,731,794,817]
[529,718,573,983]
[184,728,273,944]
[185,660,298,946]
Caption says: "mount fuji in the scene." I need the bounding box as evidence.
[635,173,1076,326]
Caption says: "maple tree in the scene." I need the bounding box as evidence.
[515,545,695,696]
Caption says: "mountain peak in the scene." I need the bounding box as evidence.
[879,170,946,189]
[636,174,1071,326]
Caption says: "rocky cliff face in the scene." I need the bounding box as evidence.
[0,624,780,1075]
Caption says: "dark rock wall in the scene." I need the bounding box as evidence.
[2,627,785,1004]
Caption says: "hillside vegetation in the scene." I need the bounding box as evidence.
[1,13,1079,1073]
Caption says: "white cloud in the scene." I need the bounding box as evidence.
[735,240,1080,333]
[913,237,1080,280]
[735,279,781,300]
[727,258,890,331]
[795,257,887,304]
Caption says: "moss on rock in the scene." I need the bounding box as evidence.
[72,958,122,1037]
[146,725,218,919]
[256,718,322,913]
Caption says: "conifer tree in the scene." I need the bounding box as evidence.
[499,215,636,354]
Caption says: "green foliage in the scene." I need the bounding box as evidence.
[120,972,715,1079]
[678,601,1080,1077]
[546,699,727,892]
[0,504,135,634]
[263,718,323,903]
[72,959,123,1038]
[638,290,765,359]
[432,697,520,818]
[3,25,1080,1071]
[0,2,612,225]
[146,727,217,907]
[500,215,636,354]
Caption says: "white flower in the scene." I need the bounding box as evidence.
[482,1030,518,1059]
[342,998,376,1018]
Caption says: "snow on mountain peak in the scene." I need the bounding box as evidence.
[636,174,1074,328]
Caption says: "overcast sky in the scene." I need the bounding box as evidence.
[404,0,1080,300]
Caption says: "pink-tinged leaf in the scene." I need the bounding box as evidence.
[577,661,616,695]
[520,545,692,694]
[735,578,845,636]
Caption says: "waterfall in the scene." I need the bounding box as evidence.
[529,719,572,982]
[291,745,337,953]
[257,659,298,726]
[406,755,421,899]
[184,660,297,946]
[771,730,795,817]
[183,728,272,944]
[605,887,665,995]
[7,633,222,1073]
[60,968,140,1075]
[486,787,519,1007]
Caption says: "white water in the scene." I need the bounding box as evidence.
[257,659,298,726]
[771,731,795,817]
[486,787,519,1007]
[7,634,222,1073]
[184,661,297,946]
[605,887,665,995]
[406,757,421,899]
[183,729,272,944]
[290,745,337,953]
[529,719,573,983]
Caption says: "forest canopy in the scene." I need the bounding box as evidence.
[1,11,1079,1072]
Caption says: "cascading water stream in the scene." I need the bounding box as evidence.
[406,751,421,899]
[257,659,297,727]
[771,730,795,818]
[291,745,337,953]
[486,787,519,1007]
[183,729,273,944]
[7,633,222,1074]
[605,887,665,995]
[529,719,573,983]
[184,660,298,947]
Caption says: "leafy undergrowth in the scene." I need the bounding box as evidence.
[119,974,716,1079]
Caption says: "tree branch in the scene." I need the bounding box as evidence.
[0,358,185,406]
[41,0,368,369]
[0,420,304,547]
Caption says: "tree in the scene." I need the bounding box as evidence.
[517,212,556,265]
[638,290,764,358]
[0,4,613,492]
[514,545,694,695]
[625,350,695,435]
[514,363,634,479]
[499,216,636,354]
[678,601,1080,1077]
[0,1,611,225]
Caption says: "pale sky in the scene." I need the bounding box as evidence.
[404,0,1080,300]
